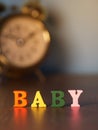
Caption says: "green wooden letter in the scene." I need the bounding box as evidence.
[51,91,65,107]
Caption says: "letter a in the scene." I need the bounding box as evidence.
[68,90,83,107]
[31,91,46,108]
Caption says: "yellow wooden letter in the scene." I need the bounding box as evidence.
[31,91,46,108]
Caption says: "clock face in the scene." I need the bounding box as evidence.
[0,14,50,68]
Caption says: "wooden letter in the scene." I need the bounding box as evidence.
[13,91,27,107]
[68,90,83,107]
[51,91,65,107]
[31,91,46,108]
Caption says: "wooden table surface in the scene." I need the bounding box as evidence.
[0,74,98,130]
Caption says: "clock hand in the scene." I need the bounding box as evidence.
[1,34,18,40]
[25,32,36,43]
[1,34,25,47]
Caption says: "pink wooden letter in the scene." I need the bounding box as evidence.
[68,90,83,107]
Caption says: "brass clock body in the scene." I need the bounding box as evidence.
[0,14,50,69]
[0,2,51,78]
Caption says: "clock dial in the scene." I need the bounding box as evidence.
[0,15,50,68]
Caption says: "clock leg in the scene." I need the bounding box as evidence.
[34,68,46,82]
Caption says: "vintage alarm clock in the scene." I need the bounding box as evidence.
[0,1,50,79]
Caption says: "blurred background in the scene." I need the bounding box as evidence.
[0,0,98,74]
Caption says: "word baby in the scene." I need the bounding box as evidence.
[13,90,83,108]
